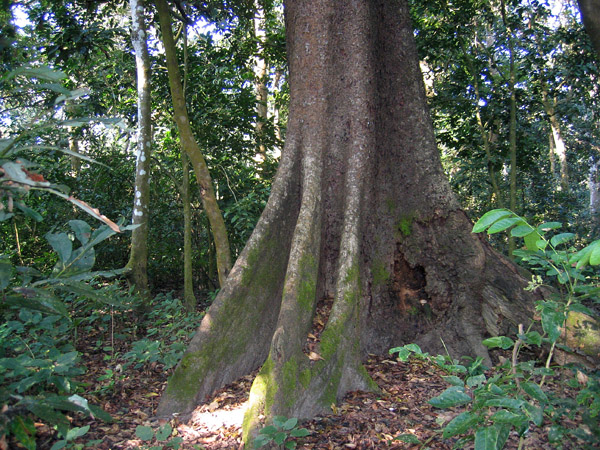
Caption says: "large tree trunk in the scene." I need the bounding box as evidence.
[578,0,600,58]
[157,0,540,444]
[127,0,152,299]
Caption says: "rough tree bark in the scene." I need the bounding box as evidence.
[578,0,600,58]
[157,0,540,445]
[127,0,152,298]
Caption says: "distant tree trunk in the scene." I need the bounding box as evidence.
[182,151,196,311]
[465,43,504,208]
[541,85,569,192]
[127,0,152,299]
[155,0,232,287]
[548,130,556,178]
[578,0,600,57]
[253,0,269,164]
[157,1,540,445]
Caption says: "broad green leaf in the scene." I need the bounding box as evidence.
[590,241,600,266]
[511,224,534,237]
[46,232,72,265]
[541,309,563,343]
[66,425,89,440]
[482,336,514,350]
[550,233,575,248]
[474,424,510,450]
[442,411,479,438]
[290,428,310,437]
[16,203,43,222]
[0,257,14,290]
[519,331,542,346]
[69,220,91,245]
[428,386,472,408]
[50,440,67,450]
[521,382,548,403]
[442,375,464,386]
[523,231,543,251]
[483,398,524,410]
[156,423,172,441]
[487,217,524,234]
[538,222,562,232]
[472,209,512,233]
[490,409,526,427]
[393,434,421,443]
[135,425,154,441]
[522,402,544,426]
[466,374,486,388]
[13,65,67,81]
[273,431,287,445]
[259,425,278,435]
[285,441,297,449]
[281,418,298,430]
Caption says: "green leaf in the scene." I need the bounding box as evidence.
[46,232,72,264]
[538,222,562,232]
[428,386,472,409]
[135,425,154,441]
[520,331,542,346]
[281,418,298,431]
[254,434,272,448]
[285,441,297,449]
[541,309,563,343]
[472,209,512,233]
[482,336,514,350]
[524,232,543,251]
[393,434,421,443]
[69,220,91,245]
[474,424,510,450]
[487,217,524,234]
[466,374,486,388]
[156,423,172,441]
[65,425,89,440]
[273,431,287,445]
[522,402,544,426]
[590,241,600,265]
[550,233,575,247]
[442,411,479,438]
[442,375,464,386]
[259,425,278,436]
[490,409,526,427]
[511,224,535,237]
[521,382,548,403]
[16,203,43,222]
[50,440,67,450]
[0,257,14,290]
[290,428,310,437]
[483,398,524,410]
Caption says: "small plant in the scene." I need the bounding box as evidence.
[391,210,600,449]
[134,423,183,450]
[254,416,310,449]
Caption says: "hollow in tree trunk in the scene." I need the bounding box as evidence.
[157,0,542,445]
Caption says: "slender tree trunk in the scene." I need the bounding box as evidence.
[253,0,269,164]
[182,150,197,311]
[501,0,518,257]
[155,0,232,287]
[541,85,569,192]
[465,41,504,208]
[157,2,540,445]
[127,0,152,298]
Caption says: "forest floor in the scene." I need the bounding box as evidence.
[32,333,591,450]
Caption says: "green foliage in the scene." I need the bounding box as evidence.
[0,219,131,447]
[134,423,183,450]
[254,416,310,449]
[395,211,600,449]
